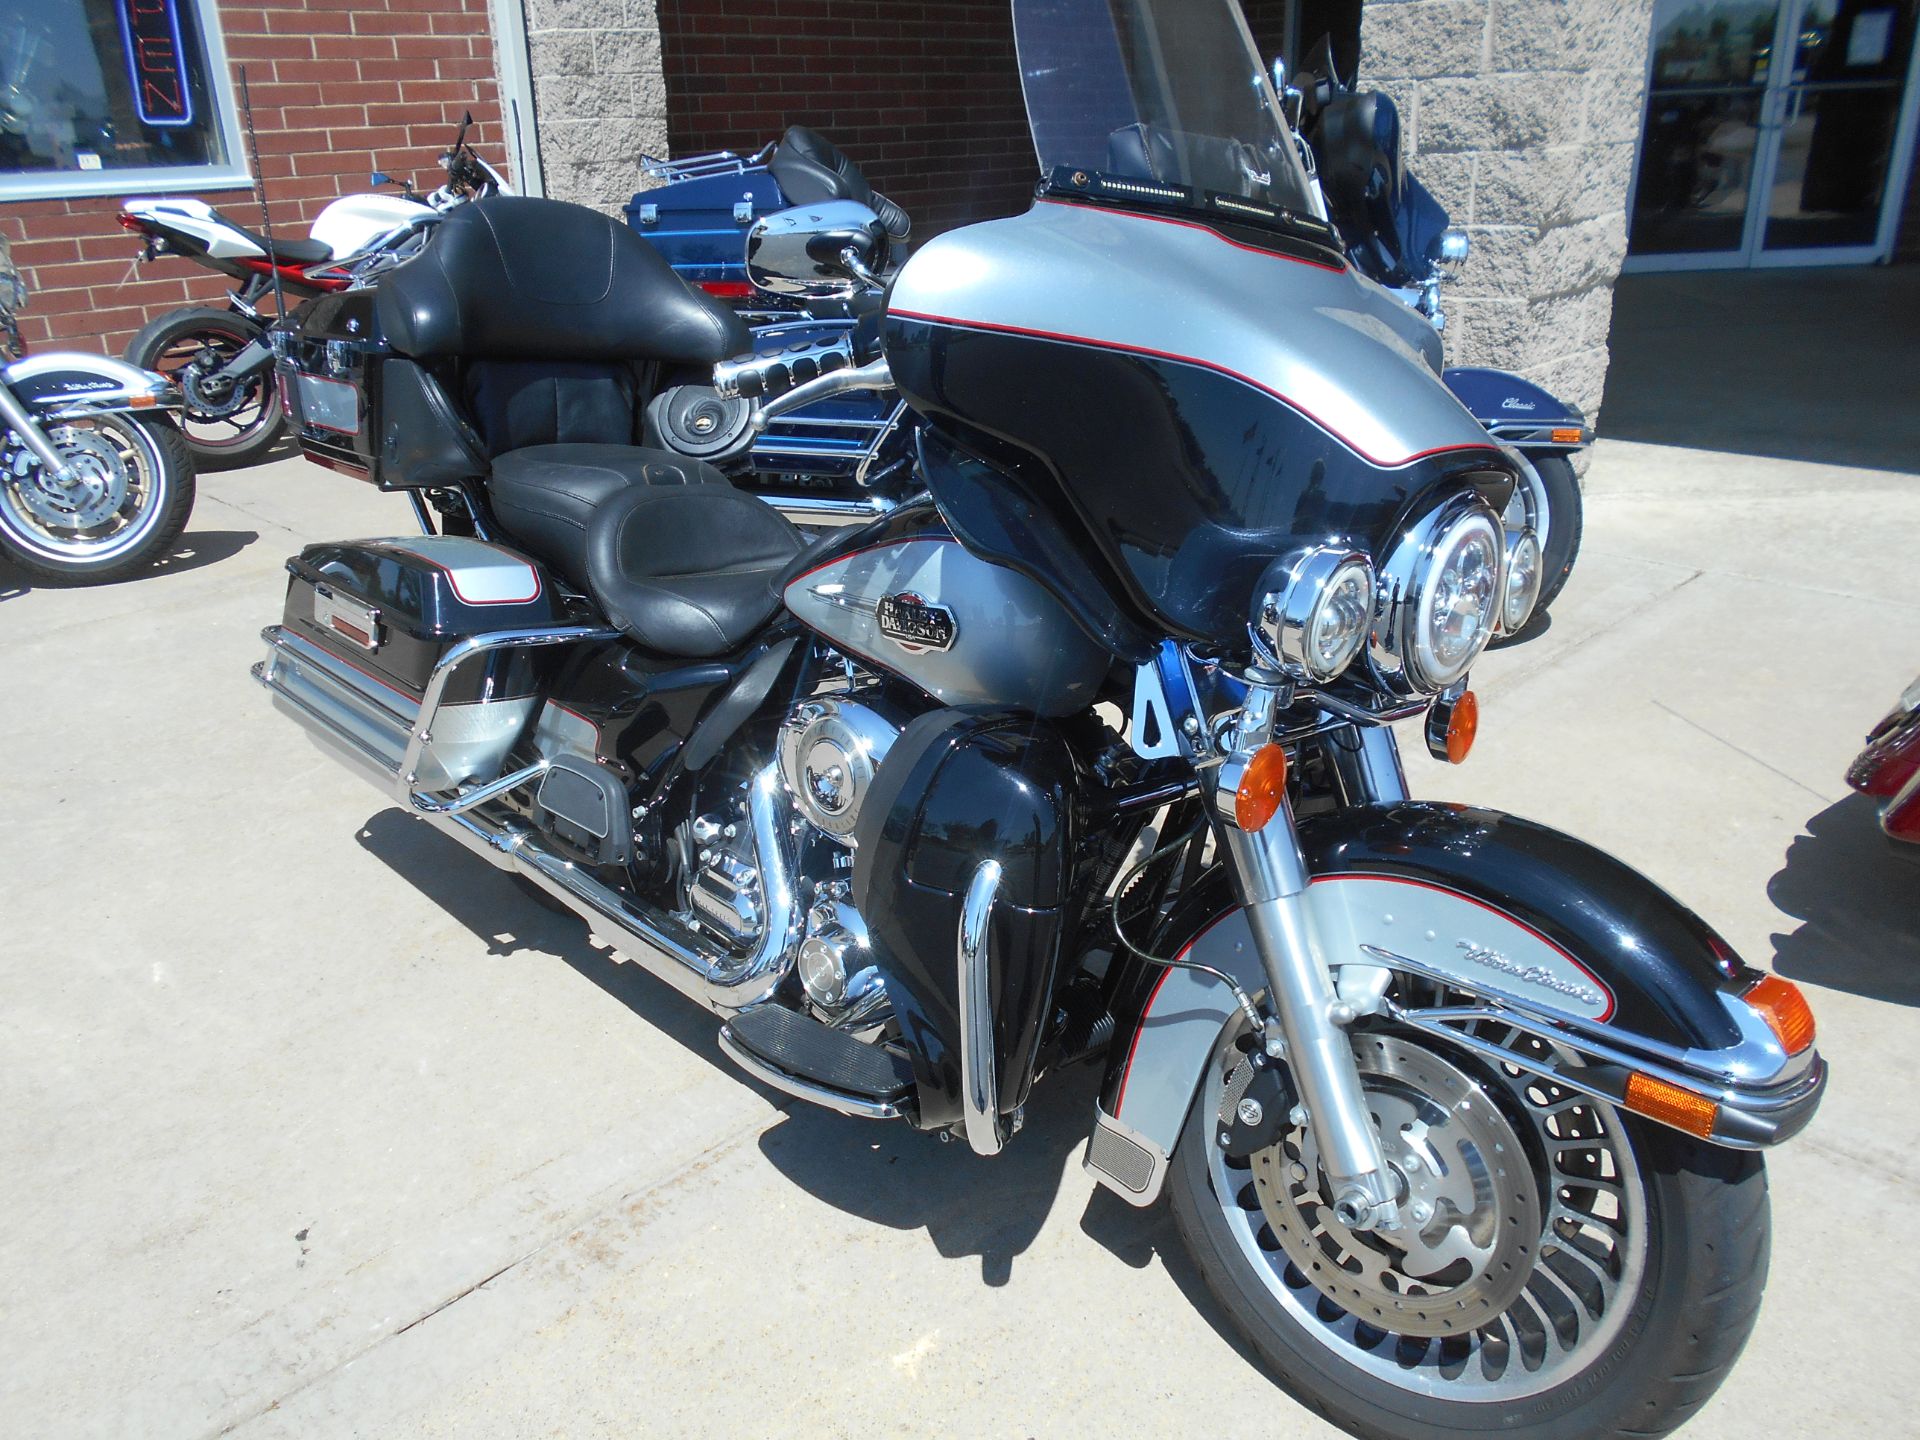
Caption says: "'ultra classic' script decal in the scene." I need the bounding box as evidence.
[1310,874,1616,1021]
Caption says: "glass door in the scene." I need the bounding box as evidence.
[1626,0,1920,269]
[1755,0,1920,261]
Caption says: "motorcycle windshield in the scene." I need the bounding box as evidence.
[1012,0,1318,220]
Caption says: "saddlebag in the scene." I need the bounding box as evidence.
[278,289,484,490]
[259,536,557,793]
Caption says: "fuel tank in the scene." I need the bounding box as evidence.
[309,192,434,260]
[783,503,1110,717]
[883,198,1512,645]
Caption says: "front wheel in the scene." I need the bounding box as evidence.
[0,413,196,582]
[1167,1023,1769,1440]
[126,307,283,469]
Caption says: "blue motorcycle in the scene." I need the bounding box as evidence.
[631,111,1590,617]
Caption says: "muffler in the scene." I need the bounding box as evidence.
[254,623,800,1014]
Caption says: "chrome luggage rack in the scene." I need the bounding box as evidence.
[638,143,777,185]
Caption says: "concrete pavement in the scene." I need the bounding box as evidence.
[3,306,1918,1435]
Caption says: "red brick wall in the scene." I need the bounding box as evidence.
[0,0,504,357]
[657,0,1035,237]
[655,1,1341,240]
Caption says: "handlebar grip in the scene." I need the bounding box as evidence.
[713,333,856,401]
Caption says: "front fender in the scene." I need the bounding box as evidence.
[1084,802,1824,1206]
[5,352,182,415]
[1443,367,1592,447]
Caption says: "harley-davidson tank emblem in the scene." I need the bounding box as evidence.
[875,591,956,653]
[1456,938,1607,1009]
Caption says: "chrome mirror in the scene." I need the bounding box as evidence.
[1432,228,1470,274]
[746,200,888,299]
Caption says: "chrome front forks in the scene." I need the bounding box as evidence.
[1211,686,1402,1231]
[0,381,76,480]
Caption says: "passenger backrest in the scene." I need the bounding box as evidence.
[376,194,750,459]
[377,195,751,367]
[463,358,639,455]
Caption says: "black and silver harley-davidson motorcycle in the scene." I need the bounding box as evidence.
[255,3,1824,1434]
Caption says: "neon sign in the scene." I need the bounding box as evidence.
[119,0,195,128]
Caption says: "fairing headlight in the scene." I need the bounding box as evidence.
[1370,495,1504,696]
[1500,528,1544,635]
[1254,547,1377,683]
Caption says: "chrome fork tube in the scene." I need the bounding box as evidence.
[1328,720,1411,805]
[0,381,75,478]
[1215,692,1398,1230]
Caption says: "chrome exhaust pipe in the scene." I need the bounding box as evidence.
[254,625,802,1016]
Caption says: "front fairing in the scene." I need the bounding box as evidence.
[883,198,1509,644]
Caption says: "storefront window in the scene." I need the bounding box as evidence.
[0,0,248,198]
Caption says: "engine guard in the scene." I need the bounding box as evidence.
[1084,801,1827,1207]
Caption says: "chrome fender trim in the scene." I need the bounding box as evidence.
[4,352,183,415]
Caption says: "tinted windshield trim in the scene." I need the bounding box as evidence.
[1036,184,1347,270]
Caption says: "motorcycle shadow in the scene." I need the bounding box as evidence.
[0,527,257,596]
[1768,794,1920,1006]
[353,809,737,1071]
[356,809,1251,1347]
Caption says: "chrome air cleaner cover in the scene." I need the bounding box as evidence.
[778,697,900,840]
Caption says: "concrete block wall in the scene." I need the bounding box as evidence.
[523,0,670,211]
[1361,0,1653,424]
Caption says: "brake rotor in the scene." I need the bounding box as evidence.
[1248,1034,1542,1338]
[8,427,130,530]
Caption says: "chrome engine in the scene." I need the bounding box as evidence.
[797,887,889,1034]
[688,812,765,950]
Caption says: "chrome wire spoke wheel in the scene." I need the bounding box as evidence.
[0,415,168,563]
[1205,1019,1648,1401]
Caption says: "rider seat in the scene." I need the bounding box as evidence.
[376,196,800,658]
[208,209,333,265]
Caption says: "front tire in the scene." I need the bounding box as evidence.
[1167,1026,1768,1440]
[126,307,283,469]
[1530,452,1583,612]
[0,413,196,582]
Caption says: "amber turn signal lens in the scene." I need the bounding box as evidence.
[1550,427,1585,444]
[1234,744,1290,831]
[1446,690,1478,764]
[1624,1072,1719,1139]
[1744,974,1816,1055]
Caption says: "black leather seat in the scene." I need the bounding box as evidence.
[585,484,805,657]
[374,196,788,656]
[769,126,912,241]
[489,444,723,594]
[211,209,332,265]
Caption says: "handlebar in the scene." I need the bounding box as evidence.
[749,357,893,430]
[712,333,860,401]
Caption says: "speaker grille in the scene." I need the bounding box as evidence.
[1087,1119,1157,1195]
